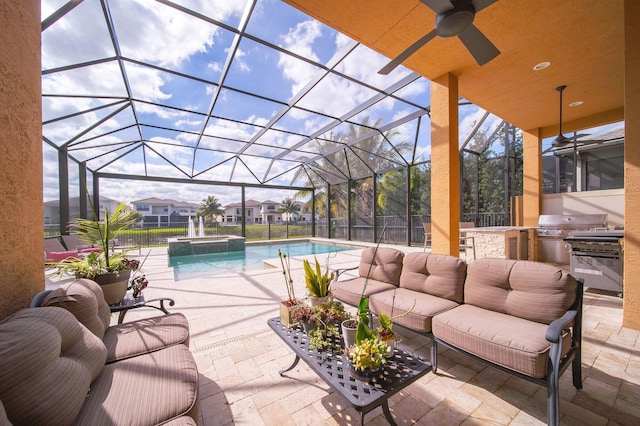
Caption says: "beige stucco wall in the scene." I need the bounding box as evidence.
[0,0,43,319]
[542,189,624,227]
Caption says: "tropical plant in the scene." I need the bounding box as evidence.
[55,201,141,278]
[198,195,224,223]
[303,255,335,298]
[277,198,301,223]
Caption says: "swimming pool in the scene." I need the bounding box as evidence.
[168,240,358,281]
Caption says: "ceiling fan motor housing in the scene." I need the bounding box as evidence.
[436,0,476,37]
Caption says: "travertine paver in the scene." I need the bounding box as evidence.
[59,242,640,426]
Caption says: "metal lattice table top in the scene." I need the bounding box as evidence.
[268,317,431,413]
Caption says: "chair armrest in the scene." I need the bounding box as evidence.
[545,308,578,343]
[29,290,53,307]
[333,265,359,281]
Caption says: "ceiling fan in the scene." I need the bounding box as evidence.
[378,0,501,75]
[542,85,599,155]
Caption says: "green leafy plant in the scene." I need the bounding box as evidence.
[347,336,389,372]
[307,300,352,352]
[303,255,335,298]
[55,201,141,279]
[375,291,416,342]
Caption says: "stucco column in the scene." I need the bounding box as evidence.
[430,73,460,256]
[0,0,43,318]
[623,0,640,330]
[522,128,542,227]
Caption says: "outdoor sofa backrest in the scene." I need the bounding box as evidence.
[464,258,578,324]
[358,247,404,286]
[41,278,112,338]
[399,252,467,303]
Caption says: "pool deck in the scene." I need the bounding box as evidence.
[47,239,640,425]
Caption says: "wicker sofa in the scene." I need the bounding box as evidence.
[0,279,199,425]
[332,248,583,426]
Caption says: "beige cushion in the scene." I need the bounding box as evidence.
[42,278,190,363]
[42,279,111,338]
[433,304,572,378]
[464,258,577,324]
[331,276,397,306]
[399,252,467,303]
[0,307,107,425]
[369,287,459,333]
[74,344,199,425]
[358,247,404,286]
[104,313,191,363]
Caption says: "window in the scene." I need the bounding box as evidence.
[136,204,150,211]
[585,155,624,190]
[236,209,241,214]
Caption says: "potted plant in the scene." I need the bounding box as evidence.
[308,300,352,352]
[54,201,142,304]
[346,335,389,380]
[278,248,301,326]
[374,291,415,355]
[303,255,335,305]
[291,305,317,334]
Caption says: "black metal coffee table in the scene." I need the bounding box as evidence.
[268,317,431,425]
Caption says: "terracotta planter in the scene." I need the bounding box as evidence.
[93,269,132,305]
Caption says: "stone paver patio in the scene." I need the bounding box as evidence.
[53,240,640,425]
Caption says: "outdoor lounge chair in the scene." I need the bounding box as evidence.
[44,236,79,264]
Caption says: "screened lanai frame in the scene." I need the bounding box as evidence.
[42,0,517,245]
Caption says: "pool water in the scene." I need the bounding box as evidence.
[168,241,358,281]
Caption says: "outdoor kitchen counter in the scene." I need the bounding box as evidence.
[464,226,534,261]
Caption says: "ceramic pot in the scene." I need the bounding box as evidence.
[341,319,358,348]
[308,295,329,306]
[347,361,383,381]
[93,269,132,305]
[301,321,317,334]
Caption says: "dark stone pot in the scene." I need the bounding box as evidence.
[92,269,131,305]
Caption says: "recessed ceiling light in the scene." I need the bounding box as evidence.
[569,101,583,107]
[533,61,551,71]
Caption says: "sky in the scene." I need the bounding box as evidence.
[41,0,617,208]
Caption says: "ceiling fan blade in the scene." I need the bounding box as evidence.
[419,0,454,14]
[378,29,438,75]
[457,24,500,65]
[472,0,499,13]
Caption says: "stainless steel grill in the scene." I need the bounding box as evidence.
[536,214,607,264]
[564,230,624,295]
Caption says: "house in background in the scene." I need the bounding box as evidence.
[221,199,309,224]
[131,197,199,227]
[44,196,121,226]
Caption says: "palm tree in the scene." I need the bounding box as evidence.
[198,195,224,223]
[278,198,301,224]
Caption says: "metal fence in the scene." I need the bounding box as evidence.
[45,212,507,248]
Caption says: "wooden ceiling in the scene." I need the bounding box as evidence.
[283,0,624,138]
